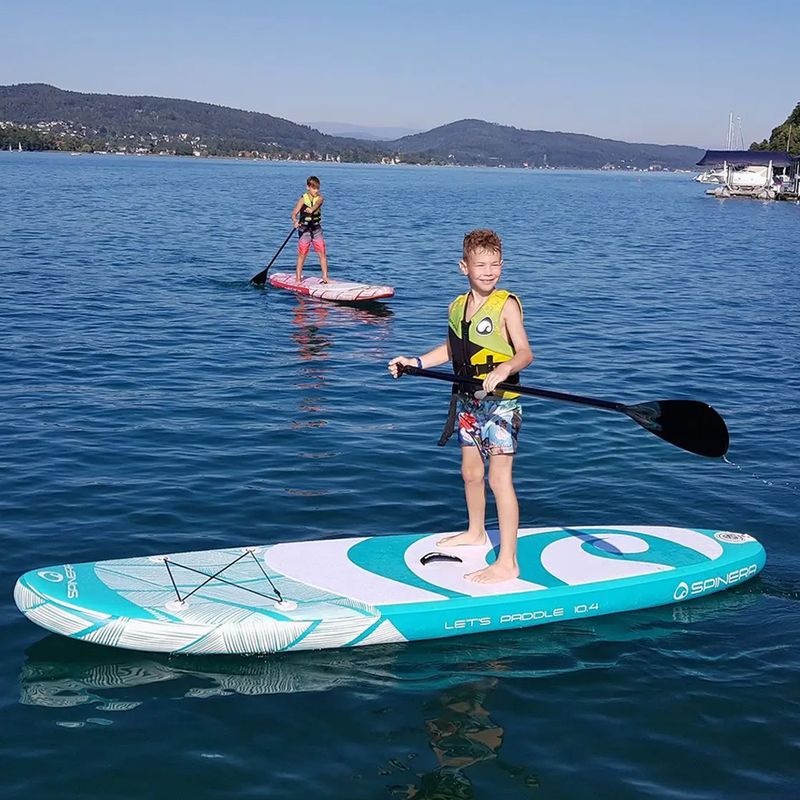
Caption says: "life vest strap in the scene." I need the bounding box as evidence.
[438,387,459,446]
[299,192,322,227]
[457,361,520,384]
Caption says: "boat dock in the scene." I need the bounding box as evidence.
[695,150,799,200]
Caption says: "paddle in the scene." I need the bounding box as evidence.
[250,228,296,286]
[399,365,729,458]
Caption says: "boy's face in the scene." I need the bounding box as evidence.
[306,185,320,196]
[459,247,503,292]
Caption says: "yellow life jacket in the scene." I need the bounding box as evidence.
[299,192,322,226]
[447,289,522,400]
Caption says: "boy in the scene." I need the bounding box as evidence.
[291,175,330,283]
[388,229,533,584]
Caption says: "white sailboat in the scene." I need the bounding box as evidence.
[695,112,743,183]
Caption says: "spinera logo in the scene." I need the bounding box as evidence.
[674,565,758,602]
[38,571,64,583]
[673,582,690,601]
[475,317,493,335]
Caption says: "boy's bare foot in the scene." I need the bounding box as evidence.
[436,530,488,547]
[466,562,520,584]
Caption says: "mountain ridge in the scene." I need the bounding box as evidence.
[389,118,703,168]
[0,83,703,168]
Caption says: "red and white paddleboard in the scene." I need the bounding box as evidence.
[269,273,395,302]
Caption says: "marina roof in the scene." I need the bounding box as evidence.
[697,150,798,167]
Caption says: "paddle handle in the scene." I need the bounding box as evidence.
[400,365,624,413]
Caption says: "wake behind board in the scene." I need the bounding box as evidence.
[269,272,394,302]
[14,526,765,656]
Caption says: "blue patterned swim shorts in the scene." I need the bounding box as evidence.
[456,395,522,456]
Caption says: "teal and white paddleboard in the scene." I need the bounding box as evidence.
[14,526,765,655]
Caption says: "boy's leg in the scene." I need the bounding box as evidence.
[295,250,308,281]
[437,446,488,547]
[312,231,329,282]
[296,230,310,281]
[467,454,520,583]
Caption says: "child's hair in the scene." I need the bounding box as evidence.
[306,176,321,189]
[463,229,502,260]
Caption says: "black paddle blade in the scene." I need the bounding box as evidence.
[624,400,729,458]
[250,269,268,287]
[250,228,296,286]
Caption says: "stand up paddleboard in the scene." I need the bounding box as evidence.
[14,526,764,655]
[268,272,395,302]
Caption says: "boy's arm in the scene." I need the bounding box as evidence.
[388,340,449,378]
[482,298,533,393]
[291,196,304,226]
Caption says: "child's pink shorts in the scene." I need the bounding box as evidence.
[298,227,325,255]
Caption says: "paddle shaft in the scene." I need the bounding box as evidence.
[399,365,730,458]
[401,365,624,413]
[250,228,296,286]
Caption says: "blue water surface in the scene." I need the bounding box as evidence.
[1,152,799,799]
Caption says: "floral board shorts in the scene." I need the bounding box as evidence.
[456,395,522,455]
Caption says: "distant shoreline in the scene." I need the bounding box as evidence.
[1,149,696,174]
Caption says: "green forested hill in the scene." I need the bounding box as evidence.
[750,102,800,156]
[0,83,382,159]
[390,119,703,169]
[0,83,703,168]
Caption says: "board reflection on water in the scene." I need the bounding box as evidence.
[17,590,758,795]
[381,677,541,799]
[20,587,756,711]
[287,293,393,363]
[286,294,393,426]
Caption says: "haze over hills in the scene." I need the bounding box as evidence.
[308,121,422,140]
[0,83,704,168]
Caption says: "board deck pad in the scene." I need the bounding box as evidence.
[269,272,395,302]
[14,526,765,655]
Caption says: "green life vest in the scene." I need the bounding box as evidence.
[299,192,322,227]
[447,289,521,400]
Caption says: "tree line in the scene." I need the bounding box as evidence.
[750,101,800,156]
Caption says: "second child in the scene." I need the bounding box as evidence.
[291,176,330,283]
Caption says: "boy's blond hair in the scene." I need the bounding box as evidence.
[463,229,502,260]
[306,176,320,189]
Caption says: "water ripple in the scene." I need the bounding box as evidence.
[1,155,798,798]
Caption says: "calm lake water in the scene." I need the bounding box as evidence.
[1,152,799,799]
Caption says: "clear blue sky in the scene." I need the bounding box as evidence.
[2,0,796,148]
